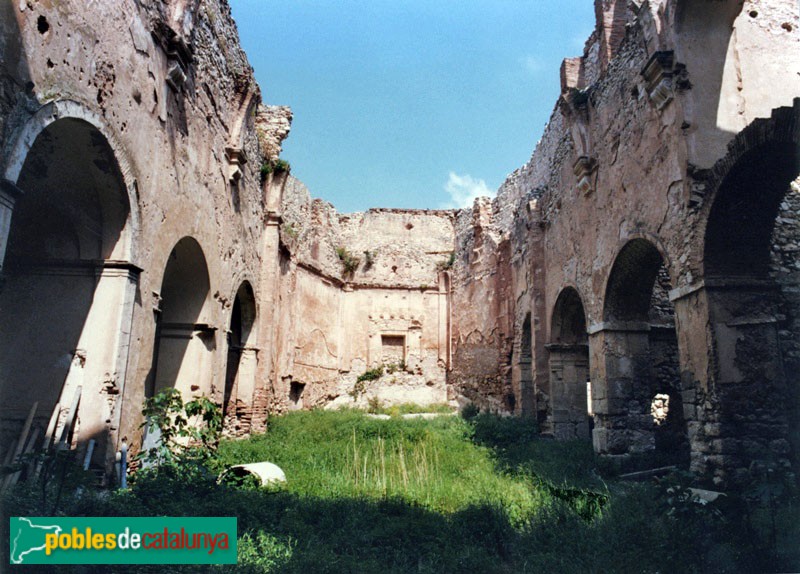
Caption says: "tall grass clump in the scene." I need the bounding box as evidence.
[214,410,542,523]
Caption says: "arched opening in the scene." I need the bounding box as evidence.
[702,139,800,482]
[148,237,213,400]
[599,239,688,464]
[0,117,135,470]
[548,288,591,440]
[223,281,257,434]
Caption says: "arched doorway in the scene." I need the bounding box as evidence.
[223,281,257,434]
[0,115,137,471]
[548,288,591,440]
[597,239,688,464]
[148,237,214,401]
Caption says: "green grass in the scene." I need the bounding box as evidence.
[213,410,546,524]
[366,402,455,415]
[2,410,798,573]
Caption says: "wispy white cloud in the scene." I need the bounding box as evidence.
[519,54,545,75]
[441,171,495,209]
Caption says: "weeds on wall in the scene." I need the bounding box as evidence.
[363,250,375,269]
[336,246,360,277]
[281,222,299,239]
[351,366,385,398]
[351,362,408,399]
[435,251,455,271]
[260,158,291,184]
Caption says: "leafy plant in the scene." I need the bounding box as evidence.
[367,395,384,414]
[260,161,273,183]
[336,246,361,277]
[460,403,480,420]
[260,158,291,184]
[136,388,223,473]
[385,361,406,374]
[352,366,385,398]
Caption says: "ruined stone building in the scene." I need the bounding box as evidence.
[1,0,798,489]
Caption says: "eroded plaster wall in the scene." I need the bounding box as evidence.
[266,176,456,411]
[0,0,284,472]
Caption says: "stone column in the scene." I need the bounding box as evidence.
[547,343,591,440]
[588,322,653,458]
[437,271,451,369]
[252,177,284,430]
[696,280,788,486]
[527,208,548,420]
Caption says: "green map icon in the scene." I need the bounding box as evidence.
[10,517,62,564]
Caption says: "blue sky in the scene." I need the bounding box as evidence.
[230,1,595,212]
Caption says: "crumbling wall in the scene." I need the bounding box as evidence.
[0,0,281,472]
[270,176,456,411]
[450,0,800,486]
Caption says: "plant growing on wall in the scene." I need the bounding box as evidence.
[350,366,385,399]
[436,251,456,271]
[363,250,375,269]
[336,246,360,277]
[260,158,292,184]
[282,223,299,239]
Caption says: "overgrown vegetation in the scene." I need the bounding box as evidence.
[281,222,298,239]
[436,251,456,271]
[351,362,408,398]
[335,246,360,276]
[365,400,454,416]
[350,366,383,398]
[260,158,291,184]
[2,404,798,573]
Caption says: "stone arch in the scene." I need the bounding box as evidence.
[548,287,591,440]
[149,237,214,401]
[691,102,800,485]
[3,99,140,264]
[603,237,673,324]
[594,238,688,464]
[0,111,140,473]
[223,280,259,434]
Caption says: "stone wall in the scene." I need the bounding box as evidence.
[0,0,283,474]
[446,0,800,486]
[267,176,456,412]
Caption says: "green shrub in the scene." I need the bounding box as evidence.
[136,388,222,486]
[336,246,360,276]
[352,366,384,398]
[260,158,291,184]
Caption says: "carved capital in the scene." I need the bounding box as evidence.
[573,156,598,195]
[641,51,675,110]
